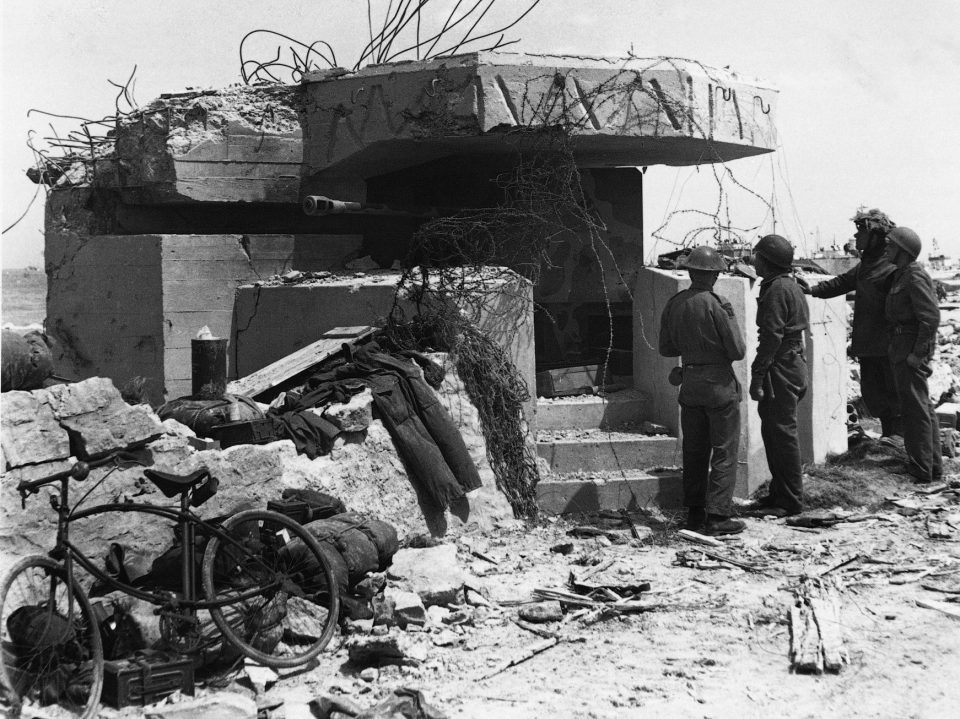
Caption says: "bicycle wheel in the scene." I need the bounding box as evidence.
[0,556,104,719]
[202,509,340,668]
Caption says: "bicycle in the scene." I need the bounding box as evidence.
[0,450,341,719]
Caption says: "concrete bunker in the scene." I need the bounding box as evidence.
[39,52,845,514]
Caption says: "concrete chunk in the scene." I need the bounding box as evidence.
[0,391,71,468]
[385,586,427,628]
[322,388,373,432]
[40,377,123,418]
[387,544,466,607]
[60,403,163,457]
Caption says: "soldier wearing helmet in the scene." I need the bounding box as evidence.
[883,227,942,483]
[806,208,900,438]
[748,234,810,517]
[658,245,746,536]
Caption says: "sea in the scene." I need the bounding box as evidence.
[1,268,46,330]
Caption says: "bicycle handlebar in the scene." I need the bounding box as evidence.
[16,450,141,504]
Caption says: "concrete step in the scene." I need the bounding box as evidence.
[536,429,680,474]
[536,389,649,431]
[536,470,683,515]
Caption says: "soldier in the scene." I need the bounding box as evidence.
[659,246,746,536]
[883,227,942,483]
[749,234,809,517]
[805,209,900,438]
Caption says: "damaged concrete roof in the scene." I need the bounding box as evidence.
[95,51,777,204]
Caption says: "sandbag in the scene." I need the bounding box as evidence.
[304,518,379,584]
[157,394,263,437]
[1,330,54,391]
[335,512,399,570]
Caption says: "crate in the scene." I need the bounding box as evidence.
[102,650,194,708]
[208,417,277,448]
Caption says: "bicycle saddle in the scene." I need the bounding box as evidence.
[143,468,211,498]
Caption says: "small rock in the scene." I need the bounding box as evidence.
[285,595,330,641]
[387,545,466,607]
[244,662,278,693]
[371,624,389,636]
[385,587,426,628]
[359,667,379,682]
[281,270,304,283]
[432,629,459,647]
[426,605,451,626]
[550,542,575,555]
[518,601,563,624]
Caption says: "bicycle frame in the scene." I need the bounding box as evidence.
[42,473,287,612]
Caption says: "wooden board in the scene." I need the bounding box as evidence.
[227,325,375,399]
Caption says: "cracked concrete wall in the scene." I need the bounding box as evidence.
[45,215,364,399]
[232,271,536,425]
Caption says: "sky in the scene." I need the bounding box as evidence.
[3,0,960,268]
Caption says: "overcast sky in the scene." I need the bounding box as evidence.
[3,0,959,268]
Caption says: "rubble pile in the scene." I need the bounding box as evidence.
[0,355,512,577]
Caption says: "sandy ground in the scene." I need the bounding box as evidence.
[220,477,960,719]
[10,447,960,719]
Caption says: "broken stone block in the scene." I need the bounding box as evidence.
[161,417,196,438]
[0,390,71,468]
[61,403,164,457]
[40,377,122,418]
[518,601,563,624]
[145,692,257,719]
[322,388,373,432]
[385,587,426,629]
[387,544,466,607]
[285,596,331,641]
[426,605,451,626]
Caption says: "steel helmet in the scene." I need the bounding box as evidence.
[681,246,727,272]
[886,227,922,260]
[753,234,794,269]
[850,207,895,231]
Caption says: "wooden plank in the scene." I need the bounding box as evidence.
[916,598,960,620]
[226,326,376,398]
[810,595,844,672]
[790,601,824,674]
[677,529,724,547]
[322,326,375,339]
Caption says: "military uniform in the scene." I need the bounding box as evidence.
[752,273,810,514]
[885,262,941,481]
[811,253,899,434]
[659,281,746,518]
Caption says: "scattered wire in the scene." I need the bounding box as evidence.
[239,1,541,83]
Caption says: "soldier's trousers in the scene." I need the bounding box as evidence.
[757,349,807,514]
[859,356,901,436]
[678,365,740,517]
[891,359,942,482]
